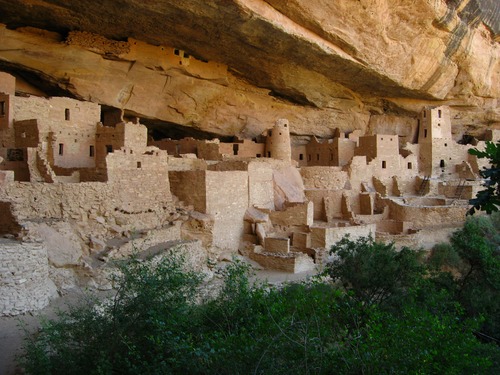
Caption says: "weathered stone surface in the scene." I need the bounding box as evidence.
[273,166,306,210]
[27,222,83,268]
[244,207,270,223]
[0,1,497,138]
[0,239,53,316]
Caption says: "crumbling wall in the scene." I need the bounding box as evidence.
[269,201,313,227]
[0,239,53,316]
[0,201,22,235]
[310,223,375,249]
[304,190,346,221]
[197,139,221,160]
[301,166,348,190]
[66,31,130,56]
[386,198,467,229]
[169,170,207,211]
[0,178,174,232]
[250,251,314,273]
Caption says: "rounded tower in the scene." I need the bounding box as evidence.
[265,118,291,162]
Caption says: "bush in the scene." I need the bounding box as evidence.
[21,239,499,374]
[21,252,203,374]
[325,235,424,307]
[448,215,500,343]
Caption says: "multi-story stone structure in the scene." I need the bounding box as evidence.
[0,69,498,315]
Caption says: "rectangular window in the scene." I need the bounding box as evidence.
[0,101,5,116]
[106,145,113,154]
[137,161,142,168]
[424,129,427,138]
[438,109,442,118]
[58,143,64,155]
[407,162,412,169]
[382,160,386,169]
[65,108,70,121]
[299,154,303,161]
[89,145,94,157]
[316,154,320,161]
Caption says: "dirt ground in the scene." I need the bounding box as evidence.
[0,268,315,374]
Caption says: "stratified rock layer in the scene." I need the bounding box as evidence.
[0,0,498,138]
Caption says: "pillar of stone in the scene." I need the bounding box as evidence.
[265,118,291,162]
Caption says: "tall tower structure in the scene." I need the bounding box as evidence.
[265,118,291,162]
[417,106,453,176]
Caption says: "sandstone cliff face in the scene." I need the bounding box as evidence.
[0,0,498,139]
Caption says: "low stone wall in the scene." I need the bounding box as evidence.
[387,198,468,229]
[0,180,174,232]
[376,220,411,234]
[310,223,376,250]
[250,251,314,273]
[0,239,53,316]
[264,237,290,253]
[269,201,313,226]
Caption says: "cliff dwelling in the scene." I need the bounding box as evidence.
[0,0,497,326]
[0,68,498,316]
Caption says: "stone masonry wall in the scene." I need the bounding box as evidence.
[248,161,274,209]
[206,170,248,253]
[386,198,468,229]
[0,178,174,232]
[0,239,53,316]
[13,96,100,169]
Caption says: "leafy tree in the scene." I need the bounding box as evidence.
[468,141,500,214]
[325,235,424,307]
[21,252,203,375]
[450,215,500,342]
[20,239,499,375]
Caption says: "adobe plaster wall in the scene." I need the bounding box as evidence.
[206,170,248,254]
[13,96,100,169]
[248,161,274,209]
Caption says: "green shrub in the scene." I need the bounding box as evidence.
[449,215,500,343]
[325,235,424,307]
[21,252,203,374]
[20,238,499,374]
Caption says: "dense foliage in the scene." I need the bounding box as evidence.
[469,141,500,214]
[21,216,500,374]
